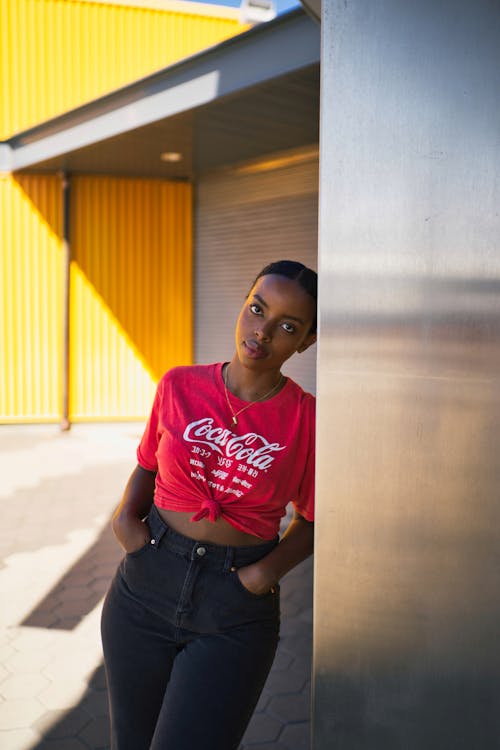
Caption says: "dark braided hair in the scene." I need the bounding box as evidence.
[251,260,317,333]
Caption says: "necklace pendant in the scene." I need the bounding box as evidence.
[232,416,238,426]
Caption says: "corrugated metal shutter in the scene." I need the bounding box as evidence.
[194,160,318,395]
[69,176,192,420]
[0,174,63,422]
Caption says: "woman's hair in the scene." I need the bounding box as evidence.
[252,260,318,333]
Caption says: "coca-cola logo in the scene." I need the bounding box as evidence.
[183,417,285,470]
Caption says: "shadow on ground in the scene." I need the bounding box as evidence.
[21,522,121,630]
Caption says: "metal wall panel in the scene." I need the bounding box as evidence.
[195,159,318,395]
[313,0,500,747]
[0,0,247,139]
[0,174,63,421]
[69,176,192,420]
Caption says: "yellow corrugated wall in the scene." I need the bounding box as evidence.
[0,174,64,422]
[0,0,248,138]
[69,175,192,420]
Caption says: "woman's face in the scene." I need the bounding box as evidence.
[234,274,317,373]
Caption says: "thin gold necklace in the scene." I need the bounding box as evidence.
[223,364,283,426]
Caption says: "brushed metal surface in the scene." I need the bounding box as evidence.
[313,0,500,747]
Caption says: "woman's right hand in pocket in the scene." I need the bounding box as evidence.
[112,513,151,554]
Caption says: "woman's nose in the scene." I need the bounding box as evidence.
[254,322,272,341]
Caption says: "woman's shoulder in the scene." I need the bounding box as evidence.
[283,376,316,406]
[281,377,316,425]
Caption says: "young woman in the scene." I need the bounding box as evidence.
[101,259,317,750]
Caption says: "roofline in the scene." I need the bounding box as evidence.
[1,9,319,174]
[73,0,242,20]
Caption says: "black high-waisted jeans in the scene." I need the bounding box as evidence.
[101,505,280,750]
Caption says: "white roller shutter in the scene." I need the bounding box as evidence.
[194,159,318,395]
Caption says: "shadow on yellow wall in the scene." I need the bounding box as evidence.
[0,175,63,421]
[4,174,192,421]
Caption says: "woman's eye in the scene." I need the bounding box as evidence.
[281,322,295,334]
[249,303,262,315]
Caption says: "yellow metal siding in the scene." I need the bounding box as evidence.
[0,174,63,421]
[69,176,192,420]
[0,0,248,138]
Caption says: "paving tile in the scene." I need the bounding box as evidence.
[21,612,61,629]
[271,649,294,672]
[35,707,92,740]
[53,598,95,619]
[78,714,110,748]
[59,586,94,602]
[0,630,17,646]
[0,593,44,628]
[0,697,46,730]
[268,688,311,723]
[91,552,121,567]
[288,584,312,606]
[279,720,311,750]
[0,727,40,750]
[280,599,305,617]
[0,673,50,700]
[33,738,90,750]
[37,680,89,711]
[4,649,53,674]
[85,666,107,691]
[51,616,82,630]
[253,689,271,713]
[88,580,110,597]
[264,667,307,696]
[0,644,15,662]
[298,606,313,624]
[91,565,118,580]
[288,653,312,675]
[279,634,312,660]
[241,713,282,745]
[23,597,59,615]
[80,690,109,718]
[283,653,312,678]
[8,629,58,652]
[34,709,72,737]
[279,616,313,638]
[241,743,288,750]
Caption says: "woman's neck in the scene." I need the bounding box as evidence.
[224,359,283,402]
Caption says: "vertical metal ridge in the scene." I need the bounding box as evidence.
[69,175,192,420]
[195,163,318,392]
[0,174,63,421]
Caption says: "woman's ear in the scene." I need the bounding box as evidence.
[297,333,317,353]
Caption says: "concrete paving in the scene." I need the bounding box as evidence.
[0,424,313,750]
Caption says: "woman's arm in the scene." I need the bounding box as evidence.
[237,510,314,595]
[112,464,156,553]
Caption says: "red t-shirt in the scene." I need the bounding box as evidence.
[137,362,315,540]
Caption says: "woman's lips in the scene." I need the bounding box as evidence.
[243,340,267,359]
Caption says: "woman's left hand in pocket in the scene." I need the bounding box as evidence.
[236,562,276,595]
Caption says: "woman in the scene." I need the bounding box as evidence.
[101,259,317,750]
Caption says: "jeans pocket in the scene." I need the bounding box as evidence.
[230,568,278,600]
[126,540,151,558]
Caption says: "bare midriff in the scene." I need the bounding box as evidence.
[155,507,268,547]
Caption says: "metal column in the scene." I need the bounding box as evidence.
[313,1,500,747]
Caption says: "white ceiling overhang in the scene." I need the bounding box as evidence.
[1,9,320,178]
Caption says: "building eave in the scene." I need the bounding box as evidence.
[3,9,319,174]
